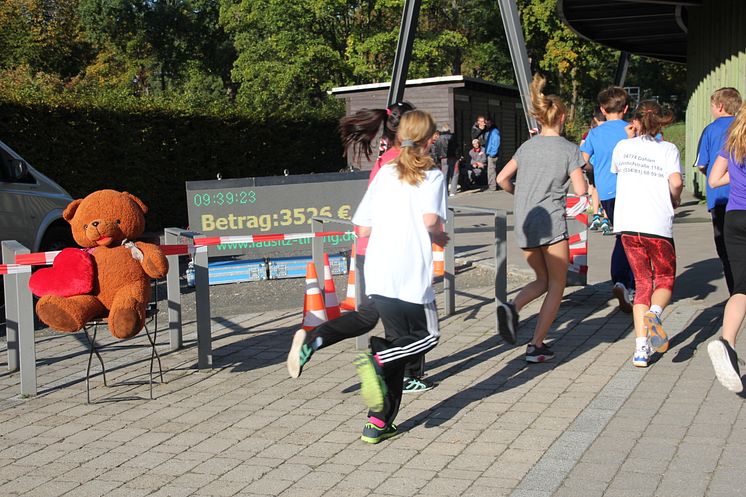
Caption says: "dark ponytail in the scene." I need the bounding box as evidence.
[338,102,415,161]
[633,100,673,139]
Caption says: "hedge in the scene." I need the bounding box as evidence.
[0,100,346,229]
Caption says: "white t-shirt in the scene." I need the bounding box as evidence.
[352,164,447,304]
[611,136,681,238]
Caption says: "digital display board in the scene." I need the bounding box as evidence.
[186,171,369,257]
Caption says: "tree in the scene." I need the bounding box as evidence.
[77,0,234,95]
[0,0,93,78]
[518,0,617,124]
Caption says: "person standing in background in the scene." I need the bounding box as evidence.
[486,118,502,191]
[438,123,459,197]
[694,87,742,294]
[472,115,488,147]
[430,129,443,166]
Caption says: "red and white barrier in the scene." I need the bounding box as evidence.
[0,264,32,275]
[2,230,356,271]
[566,196,589,285]
[15,251,60,266]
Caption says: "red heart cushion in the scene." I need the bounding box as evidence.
[29,248,94,297]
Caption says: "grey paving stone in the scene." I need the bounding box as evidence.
[418,476,474,496]
[654,471,711,497]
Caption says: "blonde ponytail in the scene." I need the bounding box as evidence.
[726,101,746,165]
[393,110,438,185]
[529,73,566,129]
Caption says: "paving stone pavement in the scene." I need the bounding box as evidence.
[1,189,743,497]
[0,276,741,497]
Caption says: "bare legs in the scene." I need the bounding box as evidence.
[632,288,672,338]
[512,240,569,346]
[721,293,746,347]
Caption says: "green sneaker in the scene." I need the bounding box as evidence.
[360,422,398,444]
[287,329,316,378]
[353,353,386,412]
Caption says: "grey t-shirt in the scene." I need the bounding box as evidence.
[512,135,585,248]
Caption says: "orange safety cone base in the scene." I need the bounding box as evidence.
[322,253,341,320]
[302,262,328,330]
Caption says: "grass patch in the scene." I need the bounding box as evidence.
[665,121,685,158]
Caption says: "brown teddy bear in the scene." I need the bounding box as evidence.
[34,190,169,339]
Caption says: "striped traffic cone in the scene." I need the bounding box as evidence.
[302,262,327,330]
[322,253,341,320]
[432,242,445,277]
[340,245,357,312]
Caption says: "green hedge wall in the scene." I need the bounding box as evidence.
[0,101,346,229]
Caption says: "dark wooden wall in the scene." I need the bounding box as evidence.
[337,81,528,171]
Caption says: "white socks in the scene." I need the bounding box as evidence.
[636,337,649,349]
[649,305,662,318]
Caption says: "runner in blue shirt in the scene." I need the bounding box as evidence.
[580,86,635,313]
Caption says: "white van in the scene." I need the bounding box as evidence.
[0,139,74,252]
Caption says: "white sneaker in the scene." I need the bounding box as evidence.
[613,283,633,313]
[633,342,652,367]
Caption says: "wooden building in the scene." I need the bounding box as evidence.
[331,76,530,171]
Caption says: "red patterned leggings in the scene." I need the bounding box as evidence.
[620,233,676,306]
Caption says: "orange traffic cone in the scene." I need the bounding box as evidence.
[322,253,341,320]
[340,245,357,312]
[302,262,327,330]
[432,242,445,277]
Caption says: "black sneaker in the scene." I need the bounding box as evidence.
[360,422,398,444]
[403,376,435,393]
[287,329,317,379]
[526,343,555,363]
[708,338,744,393]
[497,302,518,344]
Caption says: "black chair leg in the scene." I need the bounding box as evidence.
[143,324,164,400]
[83,324,107,404]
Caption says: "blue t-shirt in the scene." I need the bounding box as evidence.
[579,119,629,201]
[696,116,734,210]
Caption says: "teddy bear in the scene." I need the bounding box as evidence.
[32,189,169,339]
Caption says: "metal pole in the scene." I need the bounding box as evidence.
[494,209,508,306]
[497,0,539,132]
[2,242,20,372]
[614,51,630,87]
[2,241,36,395]
[387,0,422,107]
[311,220,325,299]
[192,239,212,369]
[444,209,456,316]
[164,228,183,351]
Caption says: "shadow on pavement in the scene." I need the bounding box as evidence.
[674,257,724,301]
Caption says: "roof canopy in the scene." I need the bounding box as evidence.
[557,0,701,63]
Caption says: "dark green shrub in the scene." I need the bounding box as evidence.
[0,99,346,229]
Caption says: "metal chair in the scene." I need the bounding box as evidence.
[82,281,164,403]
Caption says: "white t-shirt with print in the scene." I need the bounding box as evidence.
[352,164,447,304]
[611,136,681,238]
